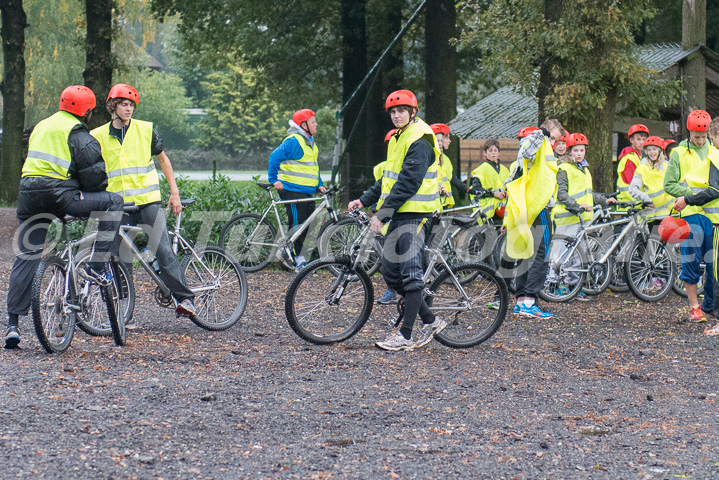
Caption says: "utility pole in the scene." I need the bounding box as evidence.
[682,0,706,125]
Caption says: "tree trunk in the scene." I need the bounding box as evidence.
[537,0,563,123]
[682,0,706,128]
[579,86,618,193]
[84,0,114,129]
[340,0,368,199]
[424,0,456,125]
[0,0,27,204]
[365,0,403,191]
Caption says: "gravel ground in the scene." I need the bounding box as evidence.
[1,255,719,479]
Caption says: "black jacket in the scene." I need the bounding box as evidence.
[686,160,719,206]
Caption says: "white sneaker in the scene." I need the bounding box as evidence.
[375,332,414,351]
[414,317,448,348]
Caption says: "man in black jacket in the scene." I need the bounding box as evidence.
[4,85,124,349]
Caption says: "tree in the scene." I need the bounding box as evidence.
[0,0,28,203]
[425,0,457,125]
[84,0,114,128]
[683,0,706,117]
[462,0,680,192]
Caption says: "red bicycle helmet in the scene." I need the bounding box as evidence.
[687,110,711,132]
[644,136,665,149]
[107,83,140,105]
[628,124,649,138]
[566,133,588,149]
[59,85,96,117]
[663,138,678,149]
[495,206,506,219]
[659,216,690,244]
[517,126,538,138]
[385,90,418,112]
[292,109,315,126]
[384,129,397,143]
[430,123,450,136]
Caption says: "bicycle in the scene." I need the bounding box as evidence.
[284,209,509,348]
[219,182,341,272]
[542,201,674,303]
[75,198,248,334]
[31,206,139,353]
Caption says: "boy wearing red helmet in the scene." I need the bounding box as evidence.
[549,133,615,300]
[268,109,326,271]
[617,124,649,206]
[4,86,124,349]
[665,110,716,323]
[469,139,509,223]
[92,83,196,319]
[348,90,446,351]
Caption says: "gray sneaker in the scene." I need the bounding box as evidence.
[375,332,414,351]
[414,317,448,348]
[175,298,196,318]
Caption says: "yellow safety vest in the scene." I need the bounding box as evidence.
[439,153,455,208]
[471,161,510,219]
[633,162,674,220]
[504,138,558,260]
[277,133,320,188]
[373,161,386,181]
[673,144,711,217]
[552,163,593,226]
[378,118,441,214]
[616,150,640,205]
[683,150,719,223]
[91,119,161,206]
[22,111,80,180]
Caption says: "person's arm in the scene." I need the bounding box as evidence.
[155,151,182,216]
[358,178,383,208]
[69,128,108,193]
[555,170,582,213]
[628,172,652,204]
[663,151,693,198]
[375,138,434,222]
[685,161,719,206]
[521,129,545,160]
[268,137,301,188]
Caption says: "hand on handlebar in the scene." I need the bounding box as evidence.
[318,186,327,194]
[579,204,592,212]
[369,215,384,234]
[348,199,364,211]
[273,181,284,191]
[606,198,617,205]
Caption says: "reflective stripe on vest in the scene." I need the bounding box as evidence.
[22,111,80,180]
[277,133,319,187]
[91,119,161,206]
[552,163,593,226]
[683,149,719,223]
[377,118,441,214]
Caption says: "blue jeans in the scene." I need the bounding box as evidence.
[679,214,714,311]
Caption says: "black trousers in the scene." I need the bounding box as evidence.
[279,190,316,257]
[7,190,124,316]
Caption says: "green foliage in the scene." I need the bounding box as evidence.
[461,0,680,124]
[195,64,290,155]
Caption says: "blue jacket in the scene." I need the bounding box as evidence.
[268,124,323,195]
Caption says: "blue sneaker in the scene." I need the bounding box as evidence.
[513,304,521,314]
[517,304,554,318]
[83,266,113,287]
[294,261,308,273]
[378,290,398,305]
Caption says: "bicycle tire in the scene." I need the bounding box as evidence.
[608,231,631,293]
[450,222,497,265]
[625,237,674,302]
[670,244,705,298]
[431,262,508,349]
[31,256,76,354]
[103,277,124,346]
[180,245,248,331]
[318,217,382,276]
[492,232,519,293]
[74,249,135,336]
[285,257,374,344]
[582,234,614,295]
[218,213,277,272]
[539,235,586,303]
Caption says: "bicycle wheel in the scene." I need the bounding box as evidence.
[318,217,382,275]
[103,279,124,346]
[450,223,496,265]
[285,257,374,344]
[492,232,519,293]
[608,232,631,293]
[539,235,586,303]
[219,213,277,272]
[671,243,705,297]
[180,245,248,330]
[431,262,508,349]
[582,234,614,295]
[74,249,135,336]
[31,256,76,354]
[625,237,674,302]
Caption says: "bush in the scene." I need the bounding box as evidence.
[166,149,334,172]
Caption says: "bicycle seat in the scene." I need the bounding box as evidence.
[449,216,477,227]
[257,182,274,191]
[181,198,197,207]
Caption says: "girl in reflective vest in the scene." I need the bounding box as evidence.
[628,136,675,222]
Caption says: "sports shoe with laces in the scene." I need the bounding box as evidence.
[175,298,196,318]
[704,323,719,336]
[517,304,554,318]
[512,304,520,314]
[575,291,591,302]
[689,307,706,323]
[4,325,20,349]
[487,294,501,310]
[294,261,308,273]
[377,290,398,305]
[375,331,414,351]
[414,317,448,348]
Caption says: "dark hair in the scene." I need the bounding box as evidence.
[709,117,719,140]
[106,97,137,115]
[483,138,500,152]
